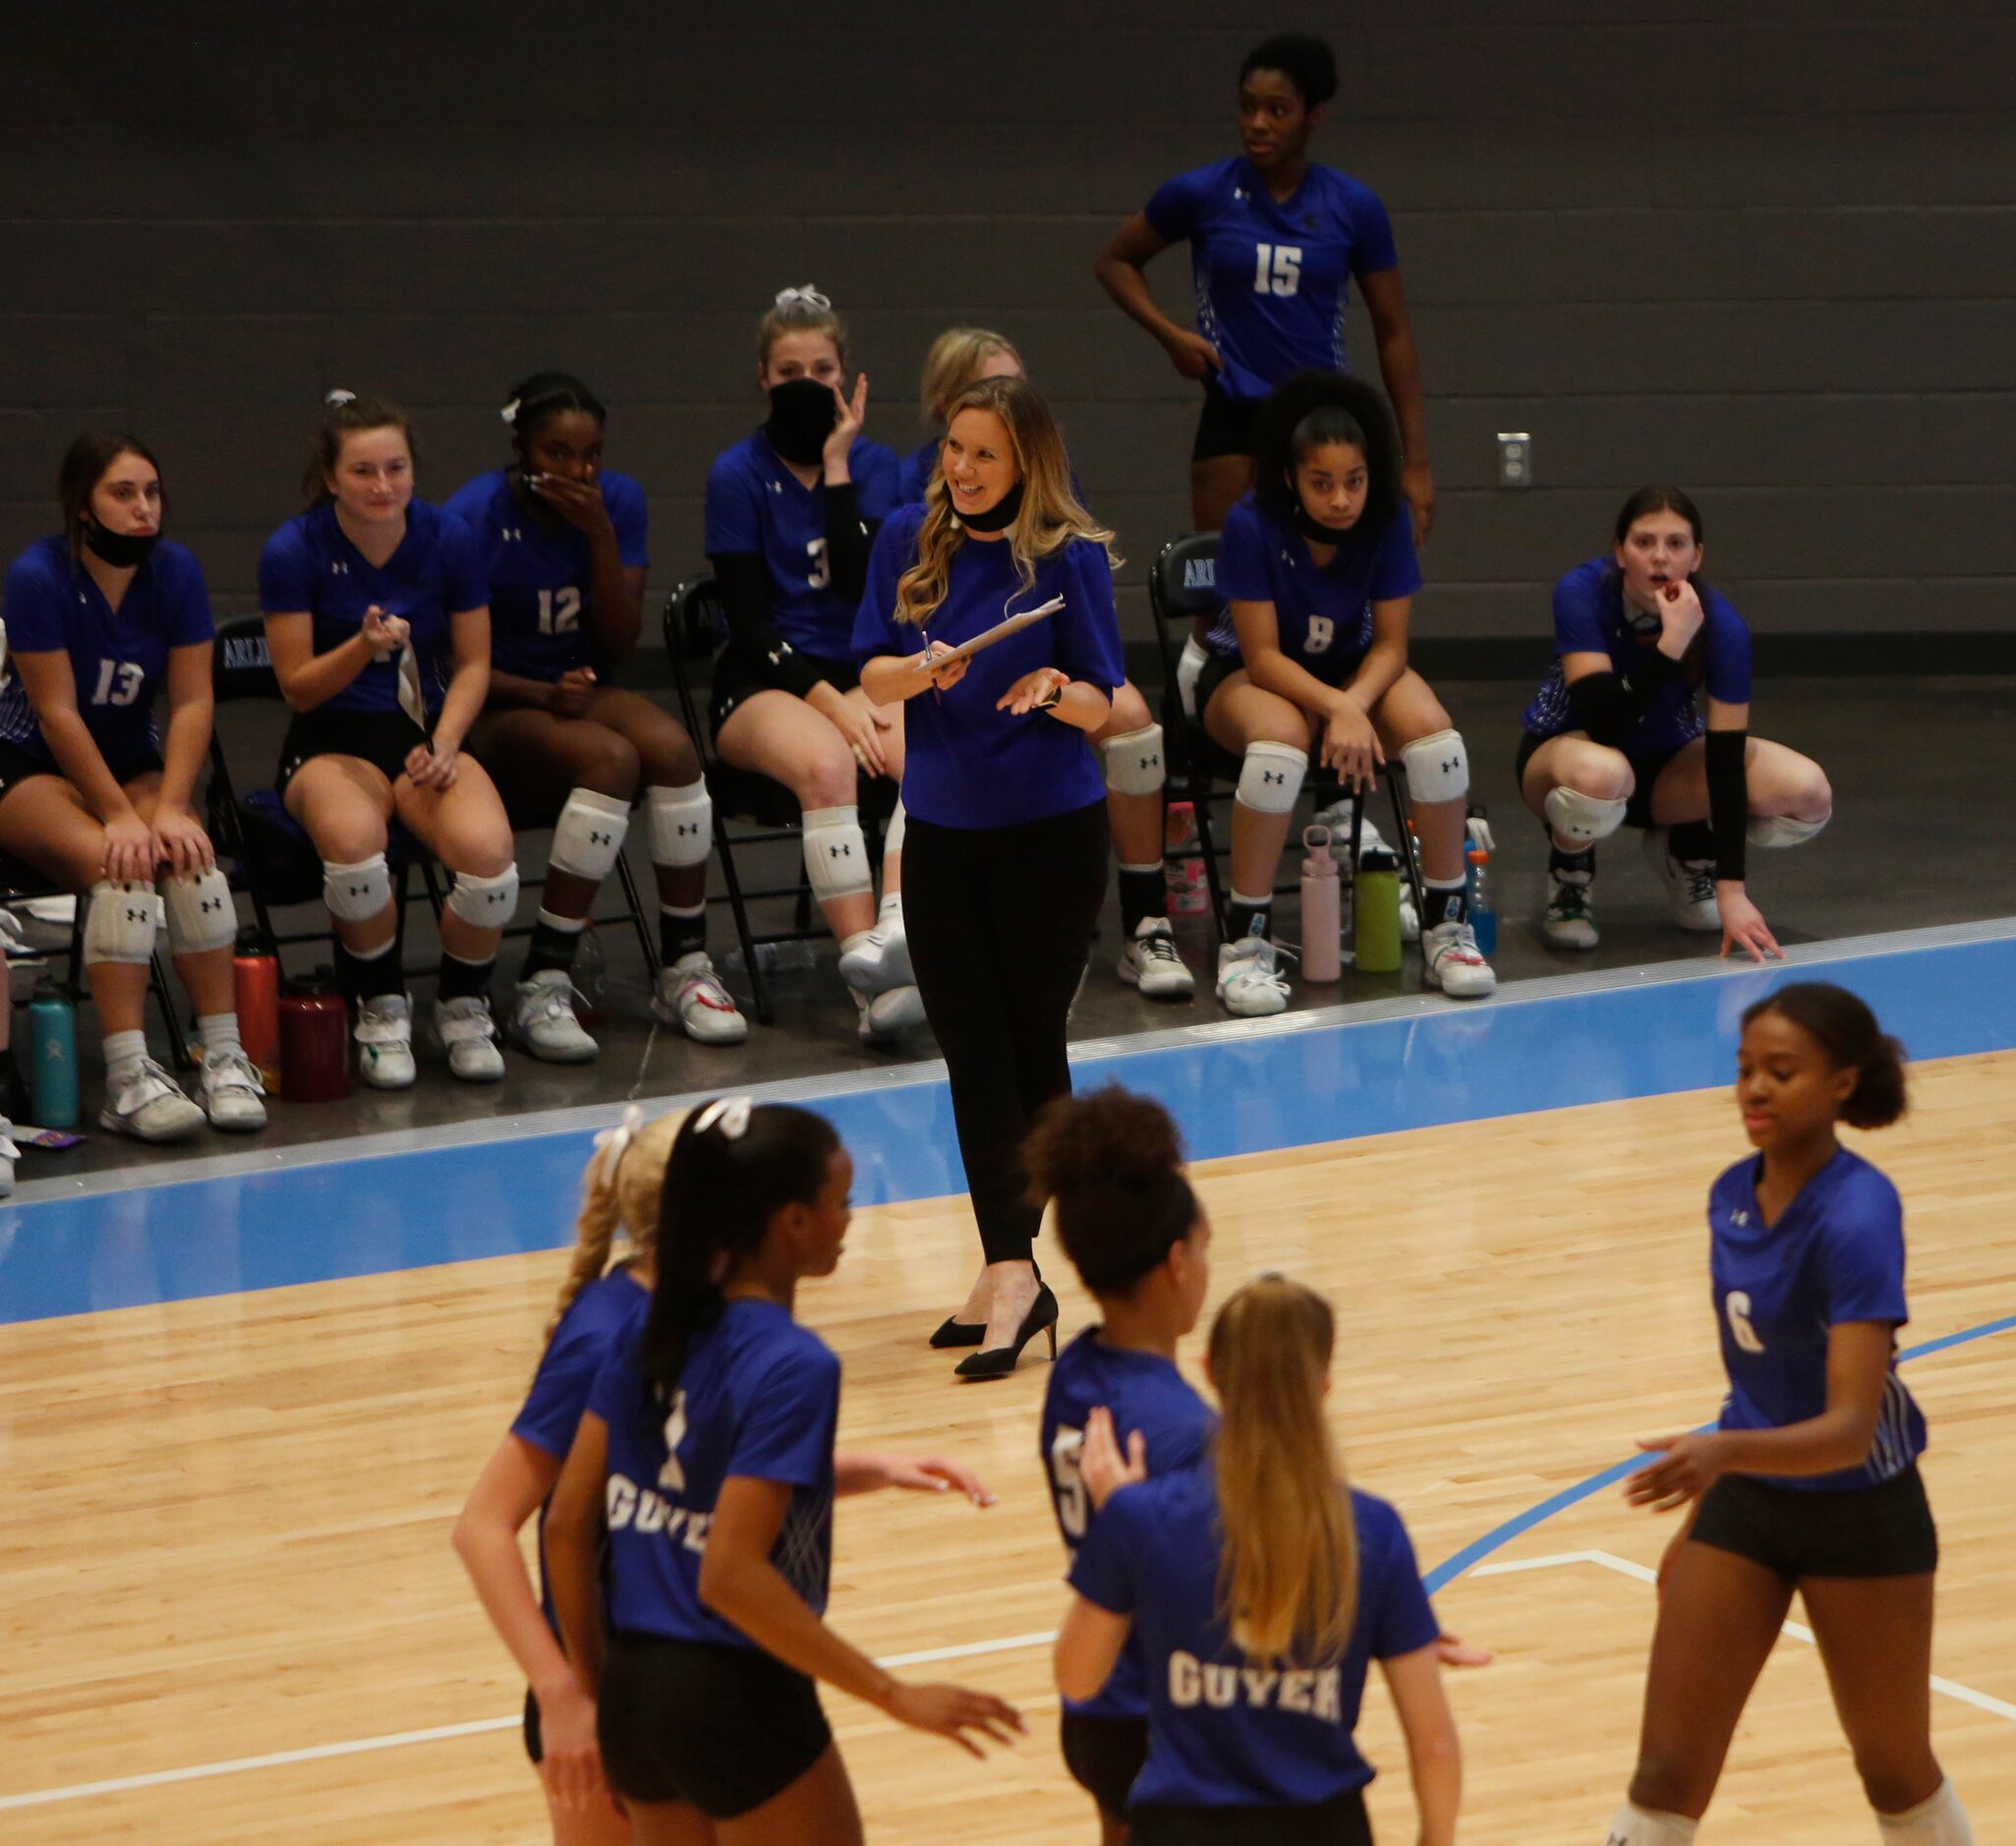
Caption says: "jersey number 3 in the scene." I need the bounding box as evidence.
[1252,243,1303,298]
[1725,1291,1767,1355]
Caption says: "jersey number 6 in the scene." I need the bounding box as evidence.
[1725,1291,1767,1355]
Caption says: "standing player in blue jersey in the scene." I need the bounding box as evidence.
[705,287,920,1046]
[1027,1086,1216,1843]
[449,373,745,1062]
[1517,487,1832,960]
[857,375,1127,1379]
[260,392,521,1087]
[544,1099,1019,1844]
[1602,985,1973,1846]
[0,433,265,1141]
[906,329,1193,1002]
[1058,1275,1463,1845]
[1198,372,1493,1014]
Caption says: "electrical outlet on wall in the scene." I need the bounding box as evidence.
[1497,432,1532,489]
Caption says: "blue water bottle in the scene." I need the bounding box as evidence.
[1467,848,1497,956]
[29,978,79,1128]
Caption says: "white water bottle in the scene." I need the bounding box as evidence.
[1300,824,1342,983]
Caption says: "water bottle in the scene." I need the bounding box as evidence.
[1299,825,1342,983]
[1163,799,1210,918]
[278,975,351,1102]
[1354,847,1403,973]
[233,931,282,1091]
[1468,848,1497,955]
[29,978,79,1128]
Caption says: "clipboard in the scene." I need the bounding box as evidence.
[915,597,1065,670]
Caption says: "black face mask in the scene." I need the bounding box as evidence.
[764,378,838,467]
[1291,502,1358,546]
[85,523,160,569]
[954,478,1024,533]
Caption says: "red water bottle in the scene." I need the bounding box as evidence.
[278,979,351,1101]
[233,932,281,1092]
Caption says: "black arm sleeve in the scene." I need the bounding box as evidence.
[821,482,880,604]
[709,551,832,700]
[1563,650,1684,748]
[1704,728,1750,884]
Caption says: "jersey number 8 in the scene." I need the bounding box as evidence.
[1050,1424,1088,1539]
[1725,1291,1767,1355]
[1252,243,1303,299]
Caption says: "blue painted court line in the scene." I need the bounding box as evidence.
[1424,1313,2016,1593]
[4,933,2016,1326]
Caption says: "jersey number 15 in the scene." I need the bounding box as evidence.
[1252,243,1303,298]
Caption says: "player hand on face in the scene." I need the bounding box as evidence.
[1717,887,1783,965]
[1626,1430,1728,1513]
[1079,1405,1150,1513]
[529,470,613,537]
[550,666,598,720]
[825,373,870,473]
[1653,579,1705,657]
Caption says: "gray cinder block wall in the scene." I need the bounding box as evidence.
[2,5,2012,662]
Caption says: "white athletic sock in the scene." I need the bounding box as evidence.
[877,891,901,923]
[1603,1804,1698,1846]
[102,1028,147,1079]
[197,1014,242,1059]
[839,929,874,956]
[535,907,590,936]
[1877,1778,1975,1844]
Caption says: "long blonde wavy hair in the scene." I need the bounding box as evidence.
[892,375,1119,628]
[919,326,1021,425]
[1209,1275,1358,1666]
[543,1105,687,1346]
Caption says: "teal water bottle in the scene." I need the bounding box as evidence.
[29,978,79,1128]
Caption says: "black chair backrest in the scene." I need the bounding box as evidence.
[1148,532,1222,628]
[212,613,282,703]
[662,575,720,745]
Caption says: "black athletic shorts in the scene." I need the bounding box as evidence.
[708,646,859,738]
[1191,380,1263,464]
[0,736,162,794]
[1132,1787,1372,1846]
[1513,730,1686,834]
[1690,1463,1938,1580]
[277,709,432,791]
[597,1630,832,1817]
[1061,1710,1149,1819]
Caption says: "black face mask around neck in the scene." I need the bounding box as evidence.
[953,478,1024,533]
[1291,501,1358,546]
[84,523,160,569]
[764,378,838,467]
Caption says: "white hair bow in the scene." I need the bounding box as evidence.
[774,284,832,311]
[324,388,358,408]
[582,1102,646,1214]
[694,1096,754,1140]
[498,397,521,425]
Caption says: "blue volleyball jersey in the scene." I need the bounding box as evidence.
[589,1298,839,1647]
[1707,1148,1927,1492]
[1521,559,1754,754]
[0,536,213,769]
[510,1267,651,1632]
[1070,1472,1440,1811]
[853,502,1125,829]
[1205,492,1419,686]
[443,468,649,683]
[705,432,902,661]
[897,437,940,506]
[1042,1331,1216,1725]
[259,499,488,717]
[1143,157,1399,401]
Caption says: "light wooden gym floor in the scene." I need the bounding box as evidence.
[4,1046,2010,1843]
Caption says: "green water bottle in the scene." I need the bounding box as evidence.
[1354,847,1403,973]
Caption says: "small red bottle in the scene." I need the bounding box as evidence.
[278,979,351,1101]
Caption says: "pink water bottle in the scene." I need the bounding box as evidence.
[1299,824,1342,982]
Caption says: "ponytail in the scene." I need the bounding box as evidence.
[1742,982,1909,1130]
[637,1098,840,1400]
[543,1105,687,1346]
[1208,1276,1356,1666]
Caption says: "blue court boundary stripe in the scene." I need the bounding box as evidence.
[1423,1312,2016,1593]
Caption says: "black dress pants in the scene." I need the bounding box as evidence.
[901,800,1110,1265]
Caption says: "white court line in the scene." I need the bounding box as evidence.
[0,1630,1061,1813]
[1473,1549,2016,1724]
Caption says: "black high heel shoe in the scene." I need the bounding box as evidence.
[952,1284,1060,1381]
[928,1316,987,1349]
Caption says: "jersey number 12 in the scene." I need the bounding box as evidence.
[537,587,582,635]
[1252,243,1303,298]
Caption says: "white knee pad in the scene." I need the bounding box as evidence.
[1748,810,1829,849]
[801,805,872,903]
[1101,723,1166,797]
[1235,740,1306,816]
[447,864,520,928]
[163,865,236,955]
[549,787,631,882]
[323,852,392,923]
[1176,633,1209,721]
[1400,727,1469,805]
[882,799,906,858]
[647,782,711,869]
[1544,785,1628,849]
[84,880,159,967]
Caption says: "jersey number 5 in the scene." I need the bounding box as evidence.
[90,660,145,707]
[1050,1425,1088,1539]
[658,1390,691,1492]
[537,587,582,635]
[1252,243,1303,298]
[1725,1291,1767,1355]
